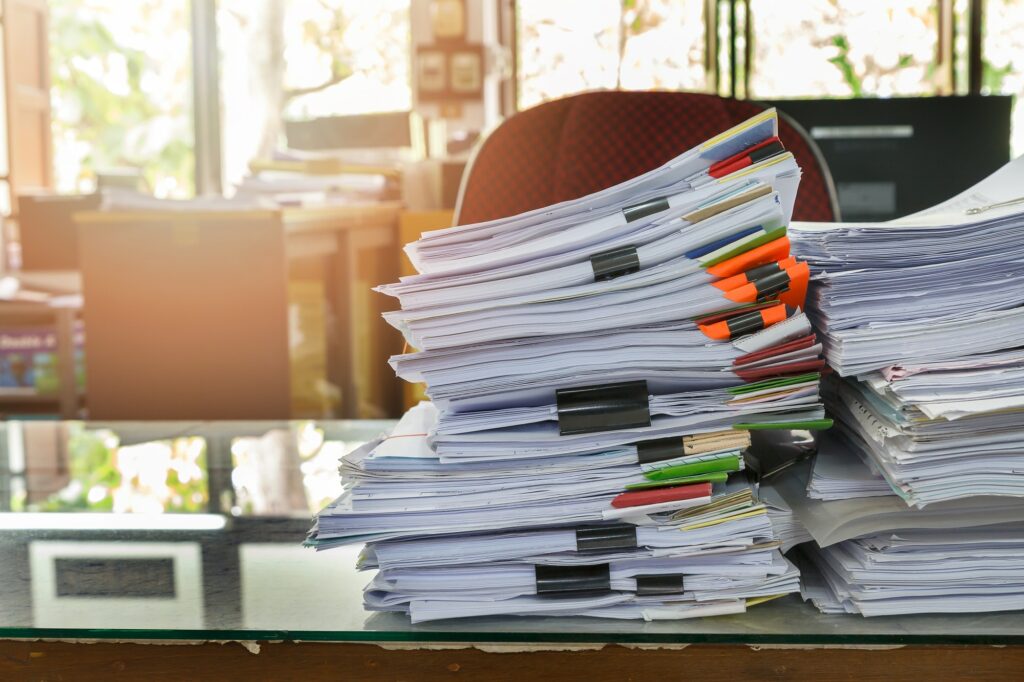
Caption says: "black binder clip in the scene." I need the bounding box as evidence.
[622,197,670,223]
[741,261,785,282]
[635,574,685,596]
[724,309,770,337]
[575,524,638,552]
[590,245,641,281]
[635,437,684,465]
[556,380,651,436]
[752,269,791,301]
[535,563,611,596]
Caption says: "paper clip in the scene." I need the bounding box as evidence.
[965,196,1024,215]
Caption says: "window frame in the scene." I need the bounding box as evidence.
[507,0,998,110]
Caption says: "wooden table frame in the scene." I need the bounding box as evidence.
[0,640,1021,681]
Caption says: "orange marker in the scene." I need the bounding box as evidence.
[706,237,790,278]
[699,303,792,341]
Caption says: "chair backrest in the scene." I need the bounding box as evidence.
[455,91,838,225]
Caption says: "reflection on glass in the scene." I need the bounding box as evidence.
[239,544,363,629]
[230,428,308,516]
[49,0,194,197]
[516,0,708,110]
[749,0,941,98]
[299,438,349,514]
[217,0,412,188]
[983,0,1024,156]
[29,540,204,629]
[230,422,346,516]
[2,421,369,518]
[16,422,208,514]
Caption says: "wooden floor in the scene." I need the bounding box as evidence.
[1,641,1022,681]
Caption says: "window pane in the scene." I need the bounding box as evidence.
[49,0,194,197]
[516,0,708,110]
[749,0,941,98]
[983,0,1024,157]
[218,0,412,189]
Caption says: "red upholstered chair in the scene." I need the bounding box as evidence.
[454,91,838,225]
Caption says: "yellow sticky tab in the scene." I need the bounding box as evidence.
[717,152,794,183]
[678,507,766,531]
[701,108,778,150]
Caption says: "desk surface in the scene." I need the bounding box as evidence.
[0,419,1021,646]
[73,201,402,234]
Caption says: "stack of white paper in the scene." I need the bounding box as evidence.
[790,157,1024,507]
[806,432,898,501]
[313,404,804,622]
[311,110,831,621]
[769,432,1024,616]
[797,524,1024,616]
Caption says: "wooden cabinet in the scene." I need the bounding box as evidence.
[75,203,403,420]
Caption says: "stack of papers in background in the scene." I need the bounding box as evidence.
[790,157,1024,508]
[310,110,832,622]
[779,156,1024,617]
[233,155,394,206]
[771,439,1024,548]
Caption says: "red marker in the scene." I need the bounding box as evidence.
[610,482,712,509]
[733,334,818,367]
[709,137,786,179]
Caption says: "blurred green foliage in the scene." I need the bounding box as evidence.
[49,0,194,196]
[35,426,208,513]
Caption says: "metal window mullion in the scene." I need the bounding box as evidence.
[967,0,983,94]
[704,0,719,94]
[741,0,751,99]
[728,0,737,99]
[189,0,223,196]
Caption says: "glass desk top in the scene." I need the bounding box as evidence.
[0,419,1022,645]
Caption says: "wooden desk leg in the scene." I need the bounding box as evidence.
[326,221,402,419]
[54,308,77,419]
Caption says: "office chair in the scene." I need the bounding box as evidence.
[454,91,839,225]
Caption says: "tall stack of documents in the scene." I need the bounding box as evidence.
[785,157,1024,616]
[790,157,1024,507]
[310,110,832,622]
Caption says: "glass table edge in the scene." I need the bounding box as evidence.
[1,628,1022,646]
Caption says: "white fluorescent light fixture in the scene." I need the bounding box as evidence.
[810,124,914,140]
[0,513,227,531]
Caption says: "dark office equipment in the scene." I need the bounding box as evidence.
[763,95,1013,221]
[284,111,416,150]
